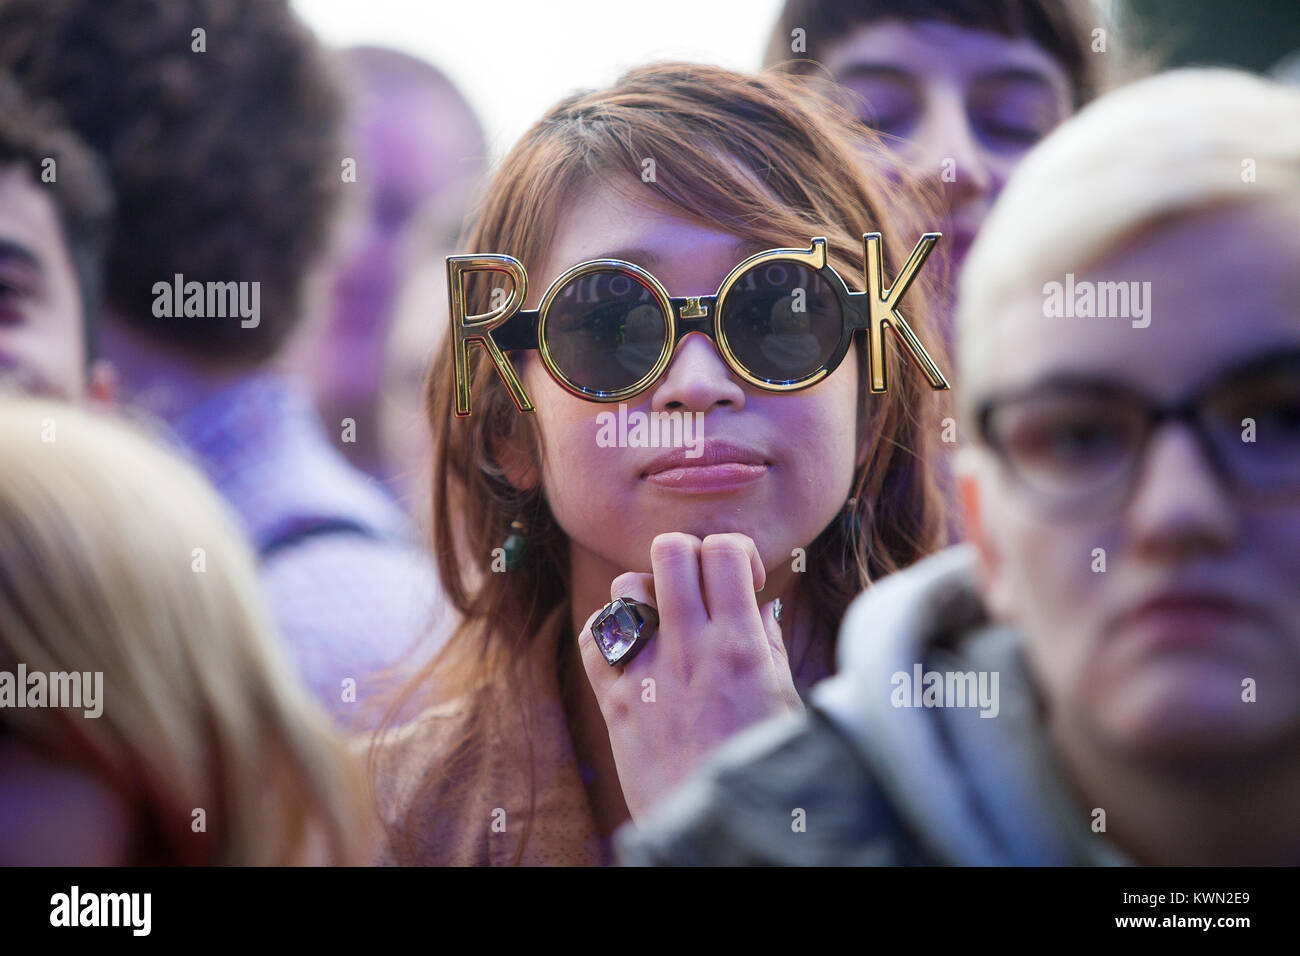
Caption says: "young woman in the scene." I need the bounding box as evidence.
[369,62,952,865]
[0,398,370,865]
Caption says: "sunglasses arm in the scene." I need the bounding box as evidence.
[447,255,536,416]
[492,310,541,352]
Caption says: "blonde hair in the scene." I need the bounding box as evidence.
[0,397,371,864]
[958,67,1300,409]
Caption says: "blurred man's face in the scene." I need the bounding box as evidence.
[0,165,87,398]
[328,85,473,383]
[377,248,446,523]
[824,19,1072,279]
[965,201,1300,767]
[290,80,481,475]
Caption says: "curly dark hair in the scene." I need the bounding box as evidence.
[0,70,112,363]
[0,0,345,363]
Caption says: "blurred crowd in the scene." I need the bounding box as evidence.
[0,0,1297,866]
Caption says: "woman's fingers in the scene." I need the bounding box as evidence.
[648,532,705,634]
[699,533,765,626]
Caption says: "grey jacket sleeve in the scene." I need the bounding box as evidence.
[616,707,928,866]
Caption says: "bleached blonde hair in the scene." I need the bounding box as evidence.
[957,67,1300,413]
[0,397,371,864]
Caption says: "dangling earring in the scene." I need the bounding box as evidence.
[501,518,530,570]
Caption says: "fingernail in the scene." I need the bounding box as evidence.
[773,598,783,625]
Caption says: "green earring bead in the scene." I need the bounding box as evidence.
[502,519,529,570]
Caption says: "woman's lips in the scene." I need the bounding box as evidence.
[640,442,770,493]
[644,462,770,492]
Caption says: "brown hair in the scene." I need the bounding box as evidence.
[0,0,344,364]
[381,62,950,863]
[764,0,1108,108]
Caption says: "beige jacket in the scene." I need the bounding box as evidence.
[365,602,607,866]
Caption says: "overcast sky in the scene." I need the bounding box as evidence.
[293,0,785,161]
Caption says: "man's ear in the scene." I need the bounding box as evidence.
[956,447,1006,616]
[86,359,118,410]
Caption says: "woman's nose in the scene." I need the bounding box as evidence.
[649,332,747,413]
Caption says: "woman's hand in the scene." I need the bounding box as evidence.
[577,531,803,822]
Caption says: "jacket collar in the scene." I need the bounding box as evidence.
[815,545,1131,866]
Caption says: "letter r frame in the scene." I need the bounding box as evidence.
[448,255,531,416]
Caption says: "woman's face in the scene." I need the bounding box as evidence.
[967,200,1300,763]
[512,179,862,587]
[824,19,1073,275]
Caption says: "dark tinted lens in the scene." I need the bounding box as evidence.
[542,269,666,393]
[720,262,843,383]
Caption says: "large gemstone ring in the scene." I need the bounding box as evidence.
[592,598,659,667]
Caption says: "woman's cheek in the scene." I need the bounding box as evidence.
[782,393,859,531]
[534,402,625,535]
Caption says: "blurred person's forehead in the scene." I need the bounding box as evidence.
[353,90,481,202]
[346,70,485,217]
[968,199,1300,403]
[823,18,1071,88]
[344,48,483,155]
[0,165,58,267]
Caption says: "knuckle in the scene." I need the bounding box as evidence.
[650,530,702,574]
[700,533,747,564]
[602,691,633,727]
[714,635,764,676]
[651,532,699,567]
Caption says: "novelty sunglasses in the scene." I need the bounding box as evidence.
[448,233,950,416]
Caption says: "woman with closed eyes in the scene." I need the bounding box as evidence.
[765,0,1117,328]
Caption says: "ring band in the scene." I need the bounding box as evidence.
[592,597,659,667]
